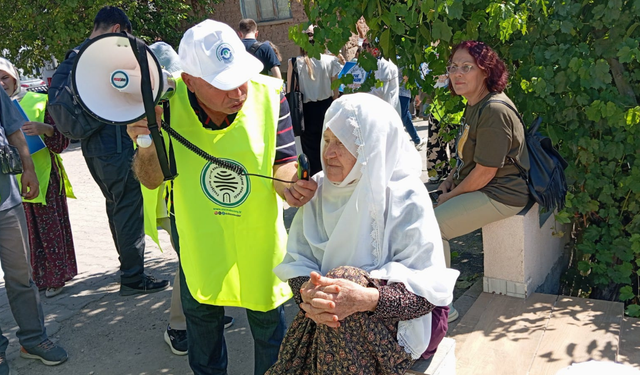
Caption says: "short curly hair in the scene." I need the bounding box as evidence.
[448,41,508,95]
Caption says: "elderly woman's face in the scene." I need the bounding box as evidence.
[448,49,487,99]
[0,70,17,97]
[322,128,357,183]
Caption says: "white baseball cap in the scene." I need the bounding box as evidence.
[178,20,263,90]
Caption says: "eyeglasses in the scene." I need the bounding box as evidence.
[446,65,474,74]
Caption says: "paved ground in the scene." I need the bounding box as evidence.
[0,120,483,375]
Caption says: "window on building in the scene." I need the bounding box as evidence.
[241,0,291,22]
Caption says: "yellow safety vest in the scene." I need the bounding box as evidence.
[168,75,292,311]
[18,92,74,204]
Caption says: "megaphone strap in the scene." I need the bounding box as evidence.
[124,31,176,181]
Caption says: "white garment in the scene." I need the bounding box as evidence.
[370,58,401,116]
[0,58,22,98]
[274,93,459,359]
[295,54,342,103]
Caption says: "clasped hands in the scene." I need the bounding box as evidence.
[299,271,379,328]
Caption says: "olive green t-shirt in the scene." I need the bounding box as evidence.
[453,92,530,207]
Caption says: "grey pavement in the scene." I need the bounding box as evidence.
[0,120,442,375]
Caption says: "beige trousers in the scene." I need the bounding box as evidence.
[158,217,187,331]
[434,191,524,268]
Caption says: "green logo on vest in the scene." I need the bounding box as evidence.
[200,160,251,208]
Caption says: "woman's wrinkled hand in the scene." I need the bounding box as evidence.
[299,271,379,328]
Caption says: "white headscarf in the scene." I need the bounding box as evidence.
[0,58,22,98]
[274,93,459,359]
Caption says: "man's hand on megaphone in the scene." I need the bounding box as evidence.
[129,105,165,190]
[127,105,163,147]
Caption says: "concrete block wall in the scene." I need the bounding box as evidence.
[482,204,570,298]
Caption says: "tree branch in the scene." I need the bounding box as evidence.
[607,58,639,106]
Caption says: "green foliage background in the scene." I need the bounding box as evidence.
[0,0,216,71]
[295,0,640,314]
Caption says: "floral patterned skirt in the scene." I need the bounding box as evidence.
[24,165,77,289]
[265,267,415,375]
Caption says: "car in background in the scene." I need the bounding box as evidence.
[20,77,48,93]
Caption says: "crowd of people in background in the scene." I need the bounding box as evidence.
[0,3,537,374]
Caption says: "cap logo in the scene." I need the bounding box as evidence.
[216,43,234,64]
[110,70,129,90]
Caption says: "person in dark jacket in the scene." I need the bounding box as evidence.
[48,6,168,295]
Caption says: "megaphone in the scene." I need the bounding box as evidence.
[71,32,176,180]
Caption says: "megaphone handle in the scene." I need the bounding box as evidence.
[137,134,152,148]
[126,31,176,181]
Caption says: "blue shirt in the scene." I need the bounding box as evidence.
[0,88,27,211]
[242,39,281,76]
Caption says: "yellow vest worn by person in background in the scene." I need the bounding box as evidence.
[18,92,74,204]
[168,75,292,311]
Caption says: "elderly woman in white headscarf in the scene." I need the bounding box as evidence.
[266,93,458,374]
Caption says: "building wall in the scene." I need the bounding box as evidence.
[208,0,308,73]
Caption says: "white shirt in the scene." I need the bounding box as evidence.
[295,54,342,103]
[370,58,401,116]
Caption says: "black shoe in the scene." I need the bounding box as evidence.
[120,274,169,296]
[224,316,234,329]
[164,325,188,356]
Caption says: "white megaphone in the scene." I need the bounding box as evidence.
[71,32,177,180]
[71,33,176,149]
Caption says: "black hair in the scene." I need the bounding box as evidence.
[93,6,132,33]
[238,19,258,35]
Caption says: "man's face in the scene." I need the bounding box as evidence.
[182,73,249,115]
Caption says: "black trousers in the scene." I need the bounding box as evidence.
[301,97,333,176]
[85,148,145,284]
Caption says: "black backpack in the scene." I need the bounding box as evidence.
[47,48,105,140]
[480,99,569,212]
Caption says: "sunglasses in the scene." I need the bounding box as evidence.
[446,64,475,74]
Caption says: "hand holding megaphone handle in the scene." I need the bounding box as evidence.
[126,32,176,181]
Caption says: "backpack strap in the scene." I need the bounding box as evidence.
[289,57,300,91]
[478,98,525,128]
[477,98,529,180]
[249,41,263,55]
[64,48,80,60]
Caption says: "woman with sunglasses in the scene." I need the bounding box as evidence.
[433,41,530,321]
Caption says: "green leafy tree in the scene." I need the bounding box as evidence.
[0,0,217,70]
[295,0,640,314]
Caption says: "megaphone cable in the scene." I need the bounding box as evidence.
[161,121,300,184]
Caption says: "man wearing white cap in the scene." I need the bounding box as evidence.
[127,20,317,375]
